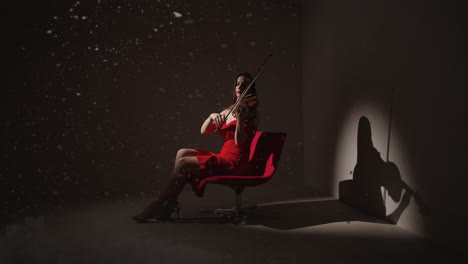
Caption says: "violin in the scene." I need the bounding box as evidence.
[215,54,272,132]
[234,95,258,119]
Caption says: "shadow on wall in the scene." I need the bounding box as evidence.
[339,116,429,223]
[241,116,429,230]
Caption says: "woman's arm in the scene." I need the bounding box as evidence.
[200,111,227,135]
[234,110,259,146]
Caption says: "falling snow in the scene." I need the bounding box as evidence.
[172,11,183,18]
[5,0,302,217]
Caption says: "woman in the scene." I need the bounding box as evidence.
[132,72,260,222]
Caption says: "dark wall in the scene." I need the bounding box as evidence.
[2,0,303,218]
[303,0,467,249]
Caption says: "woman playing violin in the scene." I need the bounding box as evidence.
[132,72,260,222]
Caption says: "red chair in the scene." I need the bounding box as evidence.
[198,131,287,221]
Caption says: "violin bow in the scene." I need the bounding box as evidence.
[215,53,273,132]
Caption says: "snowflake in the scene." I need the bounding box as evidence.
[173,11,183,18]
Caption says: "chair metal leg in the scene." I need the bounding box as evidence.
[199,186,278,222]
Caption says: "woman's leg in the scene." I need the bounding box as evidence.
[158,155,200,202]
[134,149,200,220]
[175,148,199,161]
[161,148,200,200]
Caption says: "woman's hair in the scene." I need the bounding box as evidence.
[232,72,257,104]
[226,72,259,118]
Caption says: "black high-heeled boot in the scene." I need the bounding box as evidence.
[132,200,181,223]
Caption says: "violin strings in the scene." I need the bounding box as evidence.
[215,54,272,132]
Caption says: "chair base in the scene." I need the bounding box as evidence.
[199,186,279,223]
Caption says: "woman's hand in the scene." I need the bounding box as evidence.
[210,113,226,128]
[236,96,257,119]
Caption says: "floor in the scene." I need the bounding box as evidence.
[0,184,462,264]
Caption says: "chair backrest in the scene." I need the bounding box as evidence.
[248,131,287,177]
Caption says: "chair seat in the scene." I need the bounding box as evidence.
[193,132,283,197]
[196,131,286,223]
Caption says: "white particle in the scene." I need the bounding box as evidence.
[46,30,52,34]
[75,92,81,96]
[172,11,183,18]
[153,28,158,32]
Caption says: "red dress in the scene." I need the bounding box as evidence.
[188,119,255,197]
